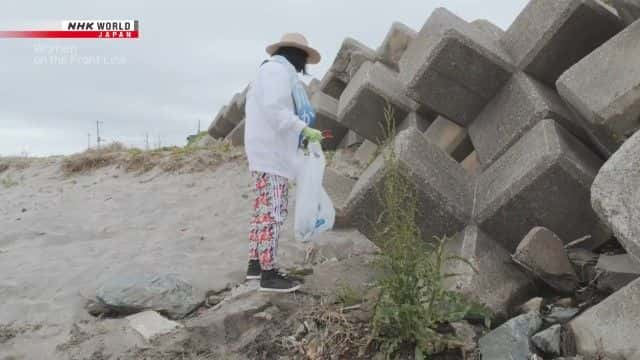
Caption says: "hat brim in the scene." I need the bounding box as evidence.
[266,41,321,64]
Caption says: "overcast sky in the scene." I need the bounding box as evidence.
[0,0,528,156]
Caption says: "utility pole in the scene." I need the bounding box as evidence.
[197,119,201,133]
[87,133,91,149]
[145,133,149,150]
[96,121,104,149]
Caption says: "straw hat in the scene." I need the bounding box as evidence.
[266,32,321,64]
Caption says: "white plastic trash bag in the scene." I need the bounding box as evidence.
[294,142,335,242]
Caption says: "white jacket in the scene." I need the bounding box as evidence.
[244,59,308,180]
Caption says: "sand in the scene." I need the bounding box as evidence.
[0,155,375,359]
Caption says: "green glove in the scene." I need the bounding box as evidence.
[302,127,323,143]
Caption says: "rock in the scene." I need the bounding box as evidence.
[544,307,579,325]
[96,273,203,319]
[501,0,623,85]
[591,130,640,263]
[424,116,474,162]
[518,297,544,315]
[473,119,604,252]
[85,299,113,317]
[226,119,245,146]
[444,226,536,320]
[478,312,543,360]
[337,61,419,144]
[608,0,640,25]
[557,19,640,155]
[532,324,562,356]
[468,72,584,168]
[595,254,640,293]
[310,91,348,150]
[344,127,472,243]
[554,298,574,308]
[126,311,182,341]
[569,277,640,358]
[513,227,579,293]
[376,22,417,70]
[450,321,478,355]
[399,8,514,126]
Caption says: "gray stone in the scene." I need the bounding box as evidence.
[444,226,536,320]
[517,297,544,315]
[353,140,378,167]
[376,22,417,70]
[399,7,515,126]
[567,247,599,284]
[329,37,378,86]
[226,120,245,147]
[471,19,505,40]
[338,61,418,144]
[424,116,474,162]
[501,0,623,85]
[544,307,579,324]
[310,91,348,150]
[609,0,640,25]
[126,311,182,341]
[208,91,247,139]
[557,20,640,156]
[478,312,543,360]
[208,105,231,139]
[513,227,579,293]
[96,273,203,320]
[596,254,640,293]
[469,72,584,167]
[569,277,640,359]
[473,119,604,252]
[532,324,563,356]
[319,70,347,100]
[344,127,472,243]
[591,130,640,263]
[461,151,481,176]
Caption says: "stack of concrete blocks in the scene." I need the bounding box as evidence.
[208,88,247,141]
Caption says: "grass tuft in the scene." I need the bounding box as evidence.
[371,103,489,359]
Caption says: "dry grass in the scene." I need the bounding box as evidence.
[61,140,244,176]
[0,157,31,173]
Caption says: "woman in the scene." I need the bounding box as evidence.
[244,33,323,293]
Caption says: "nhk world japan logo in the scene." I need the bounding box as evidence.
[0,20,139,39]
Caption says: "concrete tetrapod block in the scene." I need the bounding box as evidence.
[226,119,245,147]
[473,119,605,252]
[399,7,515,126]
[343,127,472,243]
[557,19,640,156]
[310,91,348,150]
[376,22,417,70]
[338,61,419,144]
[424,116,474,162]
[609,0,640,25]
[208,105,232,139]
[501,0,623,85]
[444,226,536,321]
[591,130,640,263]
[337,130,364,149]
[397,112,432,133]
[461,151,481,176]
[470,19,505,40]
[353,140,378,167]
[329,37,378,85]
[569,277,640,359]
[323,168,357,228]
[319,70,347,100]
[469,72,582,167]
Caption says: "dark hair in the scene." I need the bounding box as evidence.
[273,46,309,74]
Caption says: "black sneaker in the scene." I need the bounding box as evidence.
[246,260,261,280]
[259,269,301,293]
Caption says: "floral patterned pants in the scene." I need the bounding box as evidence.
[248,172,289,271]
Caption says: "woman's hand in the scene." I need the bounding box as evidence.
[301,127,323,143]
